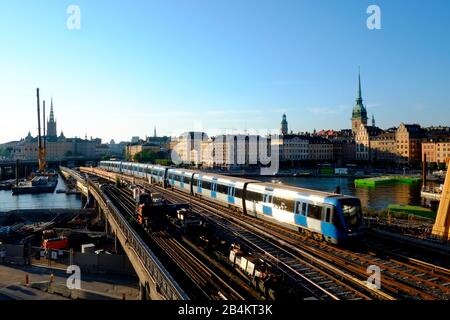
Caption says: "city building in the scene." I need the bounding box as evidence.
[279,135,309,162]
[170,132,208,165]
[308,136,334,161]
[395,123,425,165]
[10,103,105,161]
[422,140,450,165]
[332,139,356,166]
[355,124,384,161]
[370,131,397,164]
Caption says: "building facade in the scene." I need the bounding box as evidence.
[280,135,309,162]
[355,124,383,161]
[422,140,450,164]
[395,123,424,165]
[11,105,105,161]
[370,131,397,163]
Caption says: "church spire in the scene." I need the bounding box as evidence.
[47,97,57,139]
[372,114,375,127]
[281,114,288,135]
[356,67,363,104]
[154,125,157,138]
[49,98,55,122]
[351,68,368,133]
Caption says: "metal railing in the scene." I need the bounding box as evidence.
[87,179,188,300]
[60,167,87,186]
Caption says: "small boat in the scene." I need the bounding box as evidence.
[12,173,58,195]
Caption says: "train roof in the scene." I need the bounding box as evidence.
[196,172,259,184]
[101,161,355,199]
[247,182,353,199]
[167,168,197,175]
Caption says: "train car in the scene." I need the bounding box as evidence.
[96,161,363,244]
[149,166,168,186]
[244,182,363,244]
[167,168,195,193]
[100,160,120,173]
[192,174,255,210]
[133,163,148,179]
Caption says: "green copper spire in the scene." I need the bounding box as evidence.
[352,69,367,119]
[357,68,362,104]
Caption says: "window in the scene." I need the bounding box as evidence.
[263,193,273,203]
[273,196,295,212]
[295,202,308,215]
[203,180,211,190]
[325,207,332,223]
[246,190,262,202]
[217,183,228,194]
[308,204,323,220]
[338,198,362,228]
[235,187,243,199]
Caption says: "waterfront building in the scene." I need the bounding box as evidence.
[170,131,208,165]
[211,134,265,169]
[332,139,356,166]
[422,140,450,165]
[12,137,105,160]
[308,136,334,161]
[10,104,105,161]
[395,123,425,165]
[355,124,384,161]
[280,135,309,162]
[370,131,397,164]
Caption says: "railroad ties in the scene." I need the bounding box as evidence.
[80,167,450,301]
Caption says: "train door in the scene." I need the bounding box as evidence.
[170,172,175,186]
[180,172,185,188]
[228,183,236,204]
[163,168,169,188]
[262,188,274,216]
[320,206,337,241]
[196,175,202,194]
[190,173,195,195]
[211,178,218,198]
[294,200,308,227]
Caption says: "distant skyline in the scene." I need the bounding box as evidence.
[1,0,450,144]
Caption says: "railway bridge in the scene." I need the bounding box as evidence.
[59,167,188,300]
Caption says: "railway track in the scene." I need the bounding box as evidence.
[101,183,246,300]
[85,168,450,300]
[146,185,387,300]
[148,184,449,300]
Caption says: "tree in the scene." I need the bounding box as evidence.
[0,148,11,159]
[101,153,112,161]
[133,149,157,163]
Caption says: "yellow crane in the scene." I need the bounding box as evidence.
[36,88,46,172]
[432,158,450,240]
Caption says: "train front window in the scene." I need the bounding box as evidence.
[338,199,362,229]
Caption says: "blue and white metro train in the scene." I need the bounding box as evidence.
[99,161,363,244]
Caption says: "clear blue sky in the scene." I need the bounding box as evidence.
[1,0,449,143]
